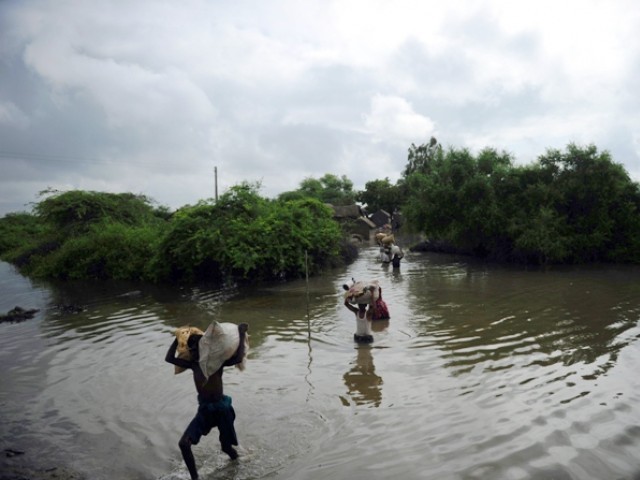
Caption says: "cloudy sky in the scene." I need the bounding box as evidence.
[1,0,639,216]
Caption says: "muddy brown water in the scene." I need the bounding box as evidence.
[1,245,640,479]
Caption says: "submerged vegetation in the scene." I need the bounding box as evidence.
[1,141,640,284]
[0,184,344,283]
[155,184,343,282]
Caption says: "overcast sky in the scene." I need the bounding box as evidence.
[1,0,639,216]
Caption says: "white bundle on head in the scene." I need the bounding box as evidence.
[343,279,380,305]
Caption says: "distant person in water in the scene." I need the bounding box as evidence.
[165,323,248,480]
[344,300,374,343]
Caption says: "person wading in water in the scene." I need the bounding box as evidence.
[165,323,248,480]
[344,300,374,343]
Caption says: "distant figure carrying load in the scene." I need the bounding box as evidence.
[375,232,404,267]
[165,322,249,480]
[343,279,391,342]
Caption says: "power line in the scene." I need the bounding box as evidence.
[0,150,186,168]
[0,150,112,165]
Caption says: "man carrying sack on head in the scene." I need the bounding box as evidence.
[165,321,249,480]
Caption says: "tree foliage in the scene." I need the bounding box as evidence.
[356,178,403,214]
[279,173,356,205]
[34,190,163,234]
[402,141,640,264]
[157,183,342,282]
[29,221,164,280]
[1,191,168,279]
[404,146,508,255]
[1,185,344,283]
[404,136,443,176]
[3,141,639,280]
[0,212,47,257]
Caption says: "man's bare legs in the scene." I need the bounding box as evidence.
[179,433,199,480]
[179,432,239,479]
[221,444,239,460]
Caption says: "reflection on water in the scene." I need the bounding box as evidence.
[2,246,640,480]
[341,345,383,408]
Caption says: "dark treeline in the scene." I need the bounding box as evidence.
[0,184,345,283]
[397,141,640,264]
[1,140,640,284]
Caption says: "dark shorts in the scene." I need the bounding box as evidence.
[354,333,374,344]
[184,395,238,448]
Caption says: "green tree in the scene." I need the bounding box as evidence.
[0,212,46,257]
[403,136,443,176]
[155,183,343,282]
[404,146,501,254]
[280,173,356,205]
[34,190,162,235]
[4,190,169,279]
[356,178,403,214]
[402,142,640,264]
[538,143,640,262]
[31,221,164,280]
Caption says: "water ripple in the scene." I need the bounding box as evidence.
[3,255,640,479]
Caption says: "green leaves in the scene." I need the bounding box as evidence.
[34,190,161,234]
[156,186,342,282]
[356,178,402,214]
[402,142,640,264]
[280,173,356,206]
[1,184,343,283]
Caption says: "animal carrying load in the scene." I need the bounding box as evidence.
[343,279,381,305]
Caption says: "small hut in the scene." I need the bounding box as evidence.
[369,209,391,228]
[327,204,375,241]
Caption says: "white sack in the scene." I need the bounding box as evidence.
[198,321,241,378]
[344,279,380,305]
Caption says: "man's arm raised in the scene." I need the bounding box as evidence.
[165,338,197,370]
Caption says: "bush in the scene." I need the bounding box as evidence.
[34,190,163,234]
[154,184,343,283]
[0,212,48,258]
[402,142,640,264]
[28,221,164,280]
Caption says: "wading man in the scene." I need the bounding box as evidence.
[165,322,248,480]
[344,300,374,343]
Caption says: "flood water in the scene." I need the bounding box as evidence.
[2,244,640,480]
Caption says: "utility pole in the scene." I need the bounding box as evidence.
[214,166,218,202]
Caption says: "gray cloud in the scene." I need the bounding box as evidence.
[1,0,639,215]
